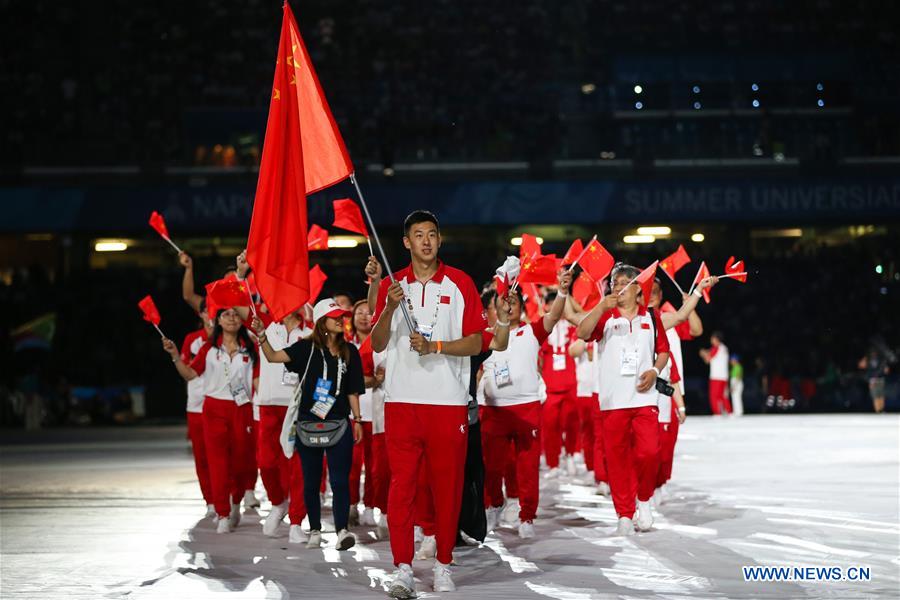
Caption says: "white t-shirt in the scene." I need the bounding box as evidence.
[589,306,670,411]
[709,343,729,381]
[576,341,596,397]
[181,330,206,413]
[190,339,257,404]
[371,349,387,433]
[373,262,487,406]
[482,321,549,407]
[256,322,308,407]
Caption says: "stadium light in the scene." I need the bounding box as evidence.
[635,101,643,110]
[95,240,128,252]
[752,99,760,108]
[634,85,643,94]
[692,85,700,94]
[691,233,705,242]
[623,235,655,244]
[875,264,883,274]
[328,237,360,249]
[581,83,596,94]
[511,236,544,246]
[637,226,671,236]
[694,101,702,110]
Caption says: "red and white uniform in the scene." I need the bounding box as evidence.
[575,341,600,475]
[540,322,579,467]
[365,345,390,514]
[656,359,681,488]
[350,337,378,510]
[190,338,259,518]
[256,319,309,524]
[589,306,669,519]
[181,329,212,505]
[373,261,486,567]
[708,343,731,415]
[481,321,549,523]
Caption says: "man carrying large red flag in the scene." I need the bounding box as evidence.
[247,2,353,321]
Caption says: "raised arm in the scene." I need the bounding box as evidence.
[371,280,403,353]
[489,293,512,351]
[365,256,383,311]
[660,277,718,330]
[542,270,573,333]
[577,294,617,340]
[251,317,291,363]
[179,252,204,314]
[162,337,199,381]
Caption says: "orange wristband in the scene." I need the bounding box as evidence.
[436,341,443,354]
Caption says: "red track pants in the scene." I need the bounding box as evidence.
[543,388,579,467]
[386,403,467,566]
[257,405,291,505]
[656,404,680,488]
[481,401,542,522]
[202,398,254,517]
[577,395,597,471]
[600,405,660,519]
[349,422,375,506]
[591,400,608,483]
[187,412,213,505]
[371,433,390,513]
[709,380,732,415]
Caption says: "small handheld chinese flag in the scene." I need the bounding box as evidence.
[518,234,542,261]
[206,279,251,309]
[138,295,165,337]
[562,239,584,266]
[633,261,659,306]
[660,244,691,278]
[724,256,748,283]
[573,271,601,310]
[308,264,328,304]
[691,261,712,304]
[148,211,182,253]
[581,240,615,283]
[332,199,369,237]
[494,272,510,298]
[519,254,561,285]
[308,224,329,251]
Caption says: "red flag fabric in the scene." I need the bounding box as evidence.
[308,265,328,304]
[562,239,584,266]
[332,198,369,237]
[573,271,601,310]
[524,284,542,323]
[691,261,712,304]
[137,295,161,325]
[660,244,691,278]
[246,5,314,322]
[494,273,510,298]
[282,4,353,193]
[725,256,748,283]
[206,279,251,310]
[308,224,329,251]
[519,254,560,285]
[633,261,659,306]
[581,240,615,282]
[148,211,171,241]
[519,234,542,261]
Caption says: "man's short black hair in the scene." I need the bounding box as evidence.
[711,330,724,342]
[403,210,440,235]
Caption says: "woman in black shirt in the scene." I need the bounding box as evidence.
[253,299,365,551]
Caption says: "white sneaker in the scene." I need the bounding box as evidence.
[361,507,377,526]
[228,503,241,528]
[596,481,611,496]
[205,504,216,518]
[433,561,455,592]
[349,504,360,526]
[459,529,480,546]
[651,488,661,510]
[415,534,436,560]
[566,455,577,476]
[636,500,654,532]
[388,563,416,599]
[243,489,260,509]
[306,530,322,548]
[543,467,560,479]
[288,524,308,544]
[485,506,503,533]
[376,513,389,539]
[216,516,232,534]
[336,528,356,550]
[501,498,520,525]
[414,525,424,544]
[263,500,288,537]
[615,516,635,536]
[518,521,535,539]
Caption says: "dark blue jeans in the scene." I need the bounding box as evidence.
[296,424,353,532]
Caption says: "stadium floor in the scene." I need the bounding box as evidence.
[1,414,897,599]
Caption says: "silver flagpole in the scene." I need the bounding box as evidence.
[349,172,416,333]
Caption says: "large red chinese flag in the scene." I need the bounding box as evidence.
[332,198,369,236]
[691,261,712,304]
[633,261,659,306]
[137,295,161,325]
[581,240,615,282]
[660,244,691,278]
[283,4,353,193]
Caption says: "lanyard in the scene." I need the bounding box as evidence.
[219,346,246,389]
[551,323,567,354]
[320,349,345,397]
[404,279,445,335]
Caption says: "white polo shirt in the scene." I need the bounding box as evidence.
[709,343,729,381]
[256,321,308,407]
[190,338,258,404]
[372,349,387,433]
[373,261,487,406]
[482,321,549,407]
[576,341,596,398]
[589,306,670,411]
[181,329,207,414]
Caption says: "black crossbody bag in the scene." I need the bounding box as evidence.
[648,308,676,397]
[295,350,348,449]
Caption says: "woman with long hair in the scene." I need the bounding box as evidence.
[162,307,259,533]
[253,298,365,551]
